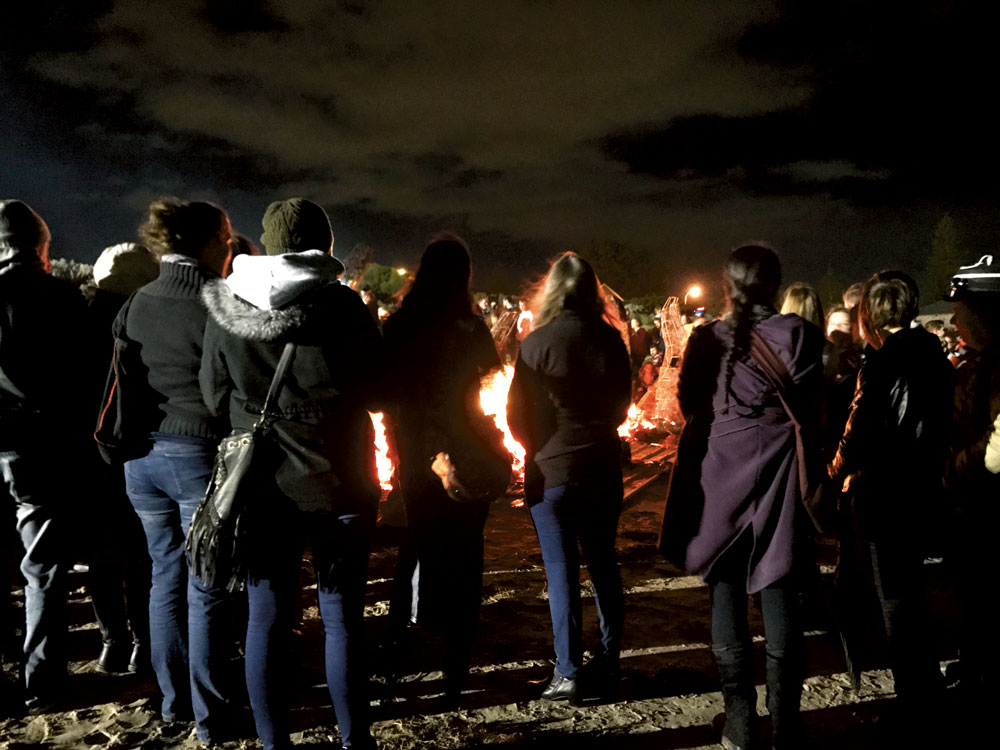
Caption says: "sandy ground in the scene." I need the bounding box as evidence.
[0,441,966,749]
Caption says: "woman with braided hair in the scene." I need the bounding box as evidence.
[659,244,824,749]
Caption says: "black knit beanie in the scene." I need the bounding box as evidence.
[260,198,333,256]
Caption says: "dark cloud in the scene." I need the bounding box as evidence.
[200,0,288,34]
[2,0,997,293]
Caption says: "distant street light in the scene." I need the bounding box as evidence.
[684,285,702,305]
[396,267,407,276]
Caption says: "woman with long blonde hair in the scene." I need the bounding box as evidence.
[507,252,631,703]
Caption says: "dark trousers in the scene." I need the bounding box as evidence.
[709,531,802,746]
[710,577,800,672]
[867,538,942,707]
[529,478,624,680]
[124,436,234,742]
[82,477,151,650]
[396,475,490,687]
[245,510,374,750]
[1,450,67,709]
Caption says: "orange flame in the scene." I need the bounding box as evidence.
[479,365,526,478]
[369,412,395,491]
[370,369,652,505]
[617,403,655,439]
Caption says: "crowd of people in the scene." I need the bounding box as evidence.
[2,194,999,749]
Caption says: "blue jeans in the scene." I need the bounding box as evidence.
[124,436,234,742]
[244,509,374,750]
[529,479,625,679]
[1,450,67,708]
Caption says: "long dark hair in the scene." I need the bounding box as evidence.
[723,244,782,396]
[398,231,475,320]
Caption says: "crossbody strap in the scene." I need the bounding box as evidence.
[749,330,812,498]
[749,330,799,423]
[253,341,296,431]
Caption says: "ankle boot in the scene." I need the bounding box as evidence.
[765,650,802,750]
[713,644,759,749]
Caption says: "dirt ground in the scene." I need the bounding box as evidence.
[0,442,966,749]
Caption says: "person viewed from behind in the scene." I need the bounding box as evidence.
[200,198,381,750]
[506,252,631,704]
[112,199,236,742]
[659,245,824,749]
[943,256,1000,714]
[85,243,159,674]
[781,282,837,379]
[828,271,953,740]
[1,200,89,714]
[382,233,500,706]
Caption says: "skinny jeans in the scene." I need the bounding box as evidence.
[124,435,234,742]
[529,476,625,680]
[244,508,374,750]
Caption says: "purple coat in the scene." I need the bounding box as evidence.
[658,312,824,593]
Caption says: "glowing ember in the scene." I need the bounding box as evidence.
[479,365,526,478]
[618,403,656,439]
[369,412,395,491]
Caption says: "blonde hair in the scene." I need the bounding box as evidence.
[533,252,606,329]
[780,282,824,328]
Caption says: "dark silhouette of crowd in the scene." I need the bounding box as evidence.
[2,195,998,749]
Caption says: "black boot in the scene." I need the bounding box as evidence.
[97,640,131,674]
[713,644,758,750]
[765,648,802,750]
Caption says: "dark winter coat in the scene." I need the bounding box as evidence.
[659,311,824,593]
[200,275,382,517]
[0,258,89,450]
[382,307,499,499]
[829,326,954,541]
[507,310,631,503]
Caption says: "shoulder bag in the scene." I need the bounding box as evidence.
[186,341,295,591]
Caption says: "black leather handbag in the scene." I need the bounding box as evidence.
[186,342,295,591]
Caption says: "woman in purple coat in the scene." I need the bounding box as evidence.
[659,245,824,750]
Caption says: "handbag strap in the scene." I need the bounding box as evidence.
[748,330,811,498]
[749,330,800,423]
[253,341,296,431]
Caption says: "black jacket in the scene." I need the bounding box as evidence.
[382,306,499,498]
[1,258,89,449]
[507,309,631,500]
[200,276,383,516]
[829,326,954,539]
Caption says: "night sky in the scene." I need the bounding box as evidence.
[2,1,998,295]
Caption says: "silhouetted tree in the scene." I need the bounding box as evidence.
[361,262,407,301]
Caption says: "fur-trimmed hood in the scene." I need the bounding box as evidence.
[202,250,342,341]
[202,280,307,341]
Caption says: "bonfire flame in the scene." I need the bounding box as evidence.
[371,367,652,502]
[618,403,656,439]
[369,412,395,491]
[479,365,526,478]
